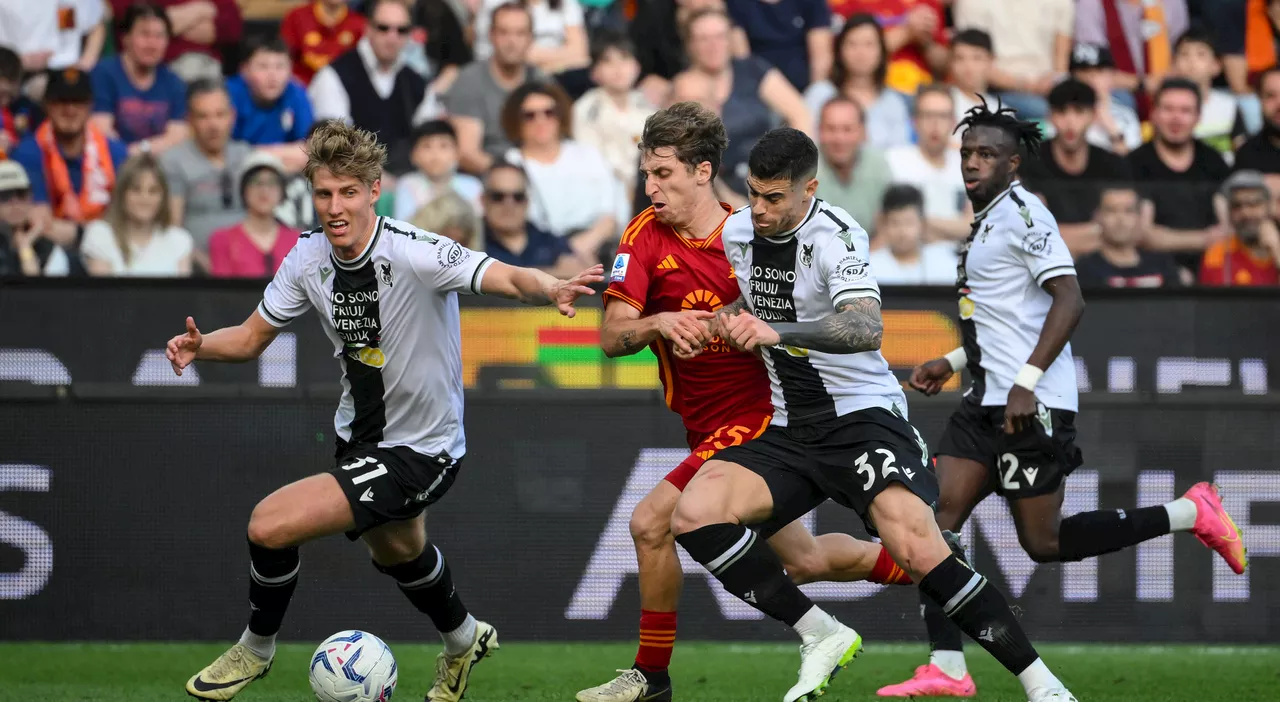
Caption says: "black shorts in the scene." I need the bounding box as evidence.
[935,399,1083,499]
[330,440,462,540]
[713,407,940,537]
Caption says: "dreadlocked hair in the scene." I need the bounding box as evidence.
[954,95,1043,158]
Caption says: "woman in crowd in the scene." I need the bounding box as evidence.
[804,14,913,150]
[207,152,300,278]
[501,81,624,262]
[672,8,810,205]
[80,154,193,277]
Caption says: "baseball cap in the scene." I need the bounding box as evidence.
[0,161,31,192]
[44,67,93,104]
[1220,169,1271,199]
[1069,43,1115,72]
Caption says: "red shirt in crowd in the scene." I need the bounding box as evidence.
[281,1,367,85]
[830,0,946,80]
[207,223,300,278]
[1199,236,1280,287]
[111,0,244,62]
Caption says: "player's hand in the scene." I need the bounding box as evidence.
[658,309,716,357]
[550,264,604,318]
[1004,385,1038,434]
[909,358,953,396]
[166,316,203,376]
[719,310,780,352]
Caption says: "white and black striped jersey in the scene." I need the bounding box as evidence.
[956,181,1078,411]
[258,216,494,458]
[723,199,908,427]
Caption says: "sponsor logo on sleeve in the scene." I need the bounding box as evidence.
[611,253,630,282]
[836,255,869,282]
[1021,231,1053,257]
[437,240,468,269]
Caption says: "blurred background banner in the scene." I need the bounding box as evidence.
[0,282,1277,643]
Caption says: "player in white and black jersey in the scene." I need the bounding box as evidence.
[668,128,1078,702]
[877,100,1248,699]
[169,123,603,702]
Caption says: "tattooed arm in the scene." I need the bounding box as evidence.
[601,297,715,358]
[768,296,884,354]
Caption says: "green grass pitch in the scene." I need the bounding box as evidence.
[1,642,1276,701]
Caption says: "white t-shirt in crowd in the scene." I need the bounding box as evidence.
[951,87,994,125]
[504,140,628,238]
[52,0,104,69]
[80,221,194,277]
[869,242,959,285]
[472,0,584,62]
[0,4,57,59]
[885,146,967,221]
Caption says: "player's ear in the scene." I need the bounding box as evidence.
[803,176,818,200]
[1009,151,1021,175]
[369,178,382,203]
[697,160,712,186]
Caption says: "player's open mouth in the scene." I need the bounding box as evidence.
[964,179,981,191]
[652,202,666,211]
[328,220,350,234]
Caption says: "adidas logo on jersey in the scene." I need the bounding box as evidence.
[657,255,679,270]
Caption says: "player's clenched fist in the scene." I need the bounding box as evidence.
[658,309,716,357]
[909,358,953,396]
[719,310,780,352]
[166,316,203,376]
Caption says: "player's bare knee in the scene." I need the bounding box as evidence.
[630,499,674,552]
[669,495,721,537]
[246,503,292,550]
[367,538,424,567]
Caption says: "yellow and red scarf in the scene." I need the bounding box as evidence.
[35,121,115,223]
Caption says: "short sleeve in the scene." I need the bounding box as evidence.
[602,219,653,312]
[406,233,495,295]
[560,0,584,27]
[257,244,313,326]
[816,209,880,305]
[1007,207,1076,285]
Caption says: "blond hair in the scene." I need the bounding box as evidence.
[303,121,387,187]
[104,154,173,267]
[411,192,482,249]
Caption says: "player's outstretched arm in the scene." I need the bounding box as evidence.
[165,311,282,376]
[479,261,604,317]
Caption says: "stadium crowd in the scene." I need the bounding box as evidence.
[0,0,1278,287]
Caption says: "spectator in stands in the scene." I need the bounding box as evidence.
[1189,0,1262,115]
[832,0,947,96]
[954,0,1075,120]
[1021,78,1132,256]
[0,5,57,74]
[92,4,188,155]
[1234,68,1280,172]
[804,14,911,150]
[674,8,810,204]
[281,0,368,85]
[472,0,589,75]
[628,0,749,107]
[948,29,996,125]
[409,0,473,95]
[448,2,544,174]
[1170,26,1248,159]
[80,153,193,276]
[0,48,45,159]
[501,81,622,260]
[410,190,481,248]
[886,85,969,241]
[815,97,890,234]
[1075,184,1184,287]
[110,0,242,65]
[207,151,299,278]
[51,0,107,72]
[227,37,314,166]
[11,68,128,251]
[481,160,590,275]
[309,0,443,176]
[573,31,654,201]
[1067,43,1142,154]
[1200,170,1280,286]
[160,79,250,266]
[727,0,833,91]
[1128,78,1230,271]
[1074,0,1187,107]
[393,120,483,221]
[0,160,72,277]
[869,184,958,284]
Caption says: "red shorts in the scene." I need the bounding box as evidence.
[663,412,774,491]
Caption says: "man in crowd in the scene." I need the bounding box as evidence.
[448,2,544,174]
[947,29,995,125]
[727,0,832,91]
[1170,25,1247,158]
[868,184,958,285]
[1020,78,1131,257]
[814,96,890,235]
[1234,67,1280,172]
[1067,43,1141,154]
[481,161,589,278]
[0,160,73,276]
[92,3,189,155]
[1074,184,1184,288]
[1200,170,1280,287]
[886,85,969,241]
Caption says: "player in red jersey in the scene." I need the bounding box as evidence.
[576,103,912,702]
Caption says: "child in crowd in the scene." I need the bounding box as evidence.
[947,29,994,126]
[394,120,483,222]
[226,36,313,170]
[868,184,957,285]
[572,30,654,198]
[1171,26,1247,160]
[208,151,300,278]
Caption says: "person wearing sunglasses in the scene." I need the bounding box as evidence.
[308,0,444,177]
[0,160,74,276]
[481,160,591,277]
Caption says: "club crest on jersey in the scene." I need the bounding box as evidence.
[437,241,467,269]
[958,296,975,320]
[836,230,857,252]
[611,253,630,281]
[1018,205,1035,228]
[379,262,394,287]
[836,255,869,282]
[800,243,814,268]
[1021,231,1053,257]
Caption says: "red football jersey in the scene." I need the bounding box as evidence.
[281,2,368,85]
[604,206,774,434]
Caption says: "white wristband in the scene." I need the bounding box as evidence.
[1014,364,1044,391]
[943,347,967,373]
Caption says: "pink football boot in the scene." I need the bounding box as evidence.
[1184,482,1248,574]
[877,664,977,698]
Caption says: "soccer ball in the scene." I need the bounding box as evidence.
[309,630,398,702]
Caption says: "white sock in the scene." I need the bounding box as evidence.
[929,650,967,680]
[1164,498,1198,532]
[1017,658,1063,695]
[792,605,840,645]
[441,614,477,656]
[238,627,276,659]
